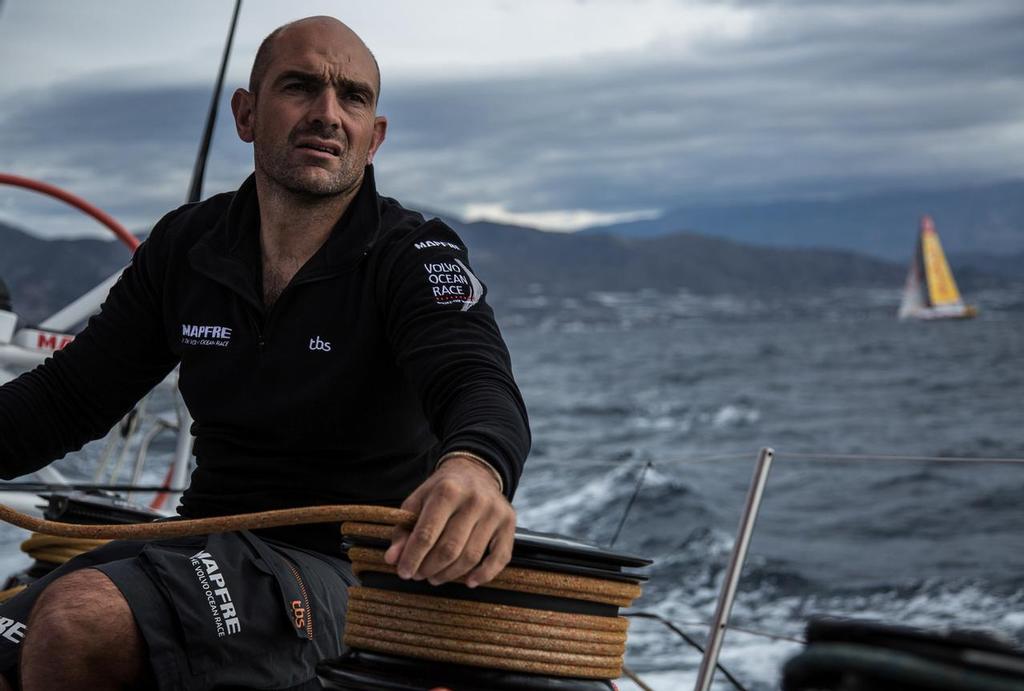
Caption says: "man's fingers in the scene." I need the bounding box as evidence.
[427,516,497,585]
[396,479,462,580]
[415,507,479,585]
[465,520,514,588]
[385,488,426,565]
[384,529,408,565]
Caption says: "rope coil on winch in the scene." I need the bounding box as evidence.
[342,520,644,680]
[19,532,109,564]
[0,533,112,602]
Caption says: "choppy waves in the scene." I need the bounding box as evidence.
[496,285,1024,331]
[2,288,1022,689]
[516,453,1024,690]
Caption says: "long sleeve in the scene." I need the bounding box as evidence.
[0,217,180,479]
[378,219,530,498]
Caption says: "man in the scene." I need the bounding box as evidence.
[0,16,529,691]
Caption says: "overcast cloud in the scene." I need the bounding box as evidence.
[0,0,1021,237]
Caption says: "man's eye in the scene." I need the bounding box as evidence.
[345,92,368,104]
[285,82,315,92]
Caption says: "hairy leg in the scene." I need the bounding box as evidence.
[20,568,146,691]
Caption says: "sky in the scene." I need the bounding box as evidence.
[0,0,1022,238]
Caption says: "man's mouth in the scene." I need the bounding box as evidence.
[295,139,342,157]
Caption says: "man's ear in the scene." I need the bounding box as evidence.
[367,116,388,165]
[231,88,255,143]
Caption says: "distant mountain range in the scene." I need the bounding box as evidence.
[2,213,1013,326]
[580,179,1024,260]
[0,222,134,325]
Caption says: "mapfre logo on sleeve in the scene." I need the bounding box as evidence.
[413,239,461,252]
[181,323,233,347]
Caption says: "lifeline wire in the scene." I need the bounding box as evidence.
[10,450,1019,498]
[626,611,749,691]
[0,482,188,493]
[620,665,657,691]
[638,616,805,646]
[557,453,753,469]
[777,451,1024,464]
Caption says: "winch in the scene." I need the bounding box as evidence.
[318,524,652,691]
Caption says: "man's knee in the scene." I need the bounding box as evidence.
[25,568,138,653]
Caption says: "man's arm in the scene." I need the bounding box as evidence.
[0,217,179,479]
[377,219,530,587]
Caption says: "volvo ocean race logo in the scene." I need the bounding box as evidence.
[181,323,232,348]
[190,550,242,637]
[423,259,482,311]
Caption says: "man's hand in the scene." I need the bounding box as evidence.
[384,455,515,588]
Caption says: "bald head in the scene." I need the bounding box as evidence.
[248,16,381,102]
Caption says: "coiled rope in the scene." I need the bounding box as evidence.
[18,533,109,564]
[342,519,644,680]
[0,533,113,602]
[0,503,643,682]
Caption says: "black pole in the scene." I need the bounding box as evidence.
[608,460,652,548]
[187,0,242,204]
[0,277,12,312]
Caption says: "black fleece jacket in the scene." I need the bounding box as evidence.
[0,167,530,552]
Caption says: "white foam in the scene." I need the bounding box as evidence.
[706,404,760,428]
[517,463,638,534]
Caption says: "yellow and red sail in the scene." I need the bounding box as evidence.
[897,216,977,320]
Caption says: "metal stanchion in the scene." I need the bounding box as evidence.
[693,447,775,691]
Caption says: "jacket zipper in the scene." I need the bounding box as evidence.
[283,558,314,640]
[257,270,345,349]
[245,310,265,352]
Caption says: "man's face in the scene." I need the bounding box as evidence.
[232,20,386,198]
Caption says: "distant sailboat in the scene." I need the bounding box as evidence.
[898,215,977,320]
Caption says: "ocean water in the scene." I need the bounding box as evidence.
[2,284,1023,690]
[500,285,1024,690]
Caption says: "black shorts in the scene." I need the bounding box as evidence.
[0,531,356,690]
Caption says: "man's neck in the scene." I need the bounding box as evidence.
[255,171,361,263]
[254,171,362,306]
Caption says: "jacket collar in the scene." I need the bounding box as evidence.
[189,165,382,308]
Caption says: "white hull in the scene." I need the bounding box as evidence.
[898,304,977,321]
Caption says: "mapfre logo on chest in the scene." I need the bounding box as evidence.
[181,323,233,348]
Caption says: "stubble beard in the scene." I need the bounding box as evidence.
[254,127,363,199]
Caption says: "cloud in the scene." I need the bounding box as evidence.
[374,0,1024,213]
[1,0,1022,237]
[0,86,252,237]
[374,0,1015,209]
[462,203,661,232]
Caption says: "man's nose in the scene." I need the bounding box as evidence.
[307,88,342,129]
